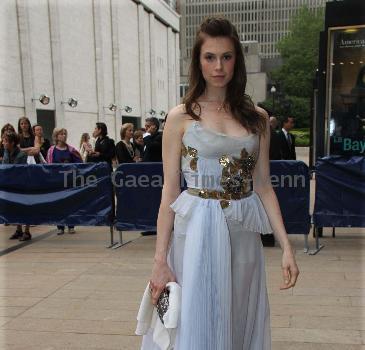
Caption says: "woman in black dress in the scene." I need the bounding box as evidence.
[18,117,35,151]
[116,123,139,164]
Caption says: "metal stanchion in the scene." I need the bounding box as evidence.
[308,226,325,255]
[111,230,132,249]
[303,234,309,253]
[107,225,118,248]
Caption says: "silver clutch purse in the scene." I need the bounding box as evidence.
[156,288,170,324]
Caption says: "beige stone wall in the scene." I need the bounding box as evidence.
[0,0,180,146]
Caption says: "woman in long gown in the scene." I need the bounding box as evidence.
[141,16,299,350]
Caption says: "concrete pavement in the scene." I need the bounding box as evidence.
[0,223,364,349]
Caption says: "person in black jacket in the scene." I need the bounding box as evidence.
[2,131,31,241]
[143,117,162,162]
[140,117,162,236]
[33,124,51,163]
[269,116,282,160]
[116,123,139,164]
[87,122,116,221]
[0,123,16,162]
[87,122,115,169]
[278,116,296,160]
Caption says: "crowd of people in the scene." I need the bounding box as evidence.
[0,116,165,241]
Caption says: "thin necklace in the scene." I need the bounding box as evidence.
[200,100,226,112]
[217,101,225,112]
[202,91,226,112]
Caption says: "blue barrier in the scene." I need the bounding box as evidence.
[114,163,164,231]
[313,156,365,228]
[0,161,311,249]
[270,160,311,235]
[0,163,113,226]
[115,161,311,239]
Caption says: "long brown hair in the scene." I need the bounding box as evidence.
[79,133,90,149]
[1,123,15,137]
[17,117,34,140]
[183,16,266,135]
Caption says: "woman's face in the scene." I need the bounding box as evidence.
[20,119,30,133]
[135,135,143,145]
[34,126,43,137]
[199,36,236,89]
[126,127,134,139]
[57,131,67,143]
[2,137,13,150]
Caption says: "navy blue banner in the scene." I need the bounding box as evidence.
[313,156,365,227]
[0,163,113,225]
[115,161,311,235]
[114,163,164,231]
[270,160,311,235]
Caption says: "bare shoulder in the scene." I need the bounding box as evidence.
[254,105,269,120]
[165,104,191,135]
[166,104,186,122]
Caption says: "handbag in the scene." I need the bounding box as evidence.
[135,281,181,350]
[156,288,170,324]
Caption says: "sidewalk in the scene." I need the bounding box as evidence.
[0,223,364,349]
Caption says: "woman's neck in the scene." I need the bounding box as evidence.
[123,138,131,145]
[22,131,30,137]
[56,142,66,149]
[201,85,226,102]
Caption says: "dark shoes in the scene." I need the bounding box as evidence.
[261,233,275,247]
[141,231,157,236]
[57,229,65,235]
[19,232,32,241]
[9,230,23,240]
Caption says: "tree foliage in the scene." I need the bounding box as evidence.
[272,6,324,98]
[263,6,324,128]
[261,96,311,128]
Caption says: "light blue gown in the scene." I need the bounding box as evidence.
[140,121,272,350]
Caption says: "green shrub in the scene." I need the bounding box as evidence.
[291,128,310,147]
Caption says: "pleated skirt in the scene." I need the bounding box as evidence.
[140,208,271,350]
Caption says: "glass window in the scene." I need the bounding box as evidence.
[327,26,365,156]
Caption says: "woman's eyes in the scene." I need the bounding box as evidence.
[205,55,232,61]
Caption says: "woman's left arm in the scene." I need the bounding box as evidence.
[252,107,299,290]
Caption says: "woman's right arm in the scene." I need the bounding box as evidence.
[149,105,185,305]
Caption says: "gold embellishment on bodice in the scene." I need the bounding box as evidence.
[181,143,198,171]
[219,148,257,200]
[181,143,257,209]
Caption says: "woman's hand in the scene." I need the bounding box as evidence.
[27,147,40,156]
[149,260,176,305]
[280,245,299,290]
